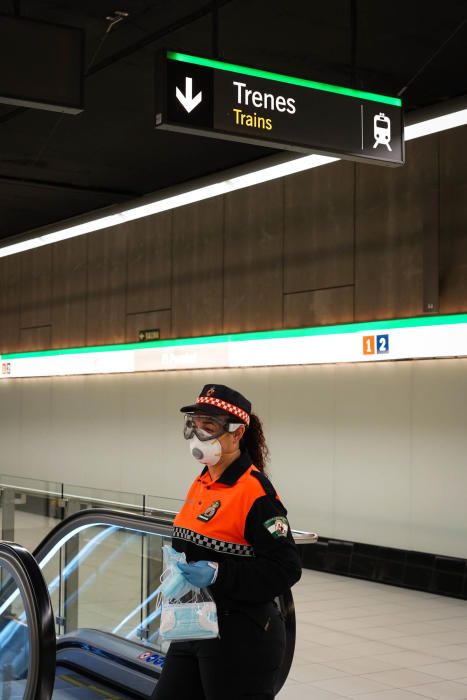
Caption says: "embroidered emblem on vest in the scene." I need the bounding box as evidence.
[263,516,289,538]
[197,499,221,522]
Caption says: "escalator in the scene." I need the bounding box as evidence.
[0,509,298,699]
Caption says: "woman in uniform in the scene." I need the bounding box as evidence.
[153,383,302,700]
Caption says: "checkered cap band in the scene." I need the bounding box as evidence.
[173,526,254,557]
[196,396,250,425]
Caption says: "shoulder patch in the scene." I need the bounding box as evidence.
[250,470,277,497]
[263,516,289,538]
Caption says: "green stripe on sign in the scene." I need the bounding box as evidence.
[167,51,402,107]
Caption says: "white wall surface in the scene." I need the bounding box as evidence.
[1,358,466,558]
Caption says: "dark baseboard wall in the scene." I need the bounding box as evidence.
[300,537,467,600]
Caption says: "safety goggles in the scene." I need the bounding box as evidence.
[183,414,243,442]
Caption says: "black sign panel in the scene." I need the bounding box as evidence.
[0,16,83,114]
[155,52,404,166]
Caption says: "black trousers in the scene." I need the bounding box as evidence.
[152,604,286,700]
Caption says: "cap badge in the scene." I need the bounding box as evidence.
[206,387,215,396]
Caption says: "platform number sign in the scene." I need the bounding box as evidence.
[362,334,390,356]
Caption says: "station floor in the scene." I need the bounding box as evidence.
[8,512,467,700]
[280,569,467,700]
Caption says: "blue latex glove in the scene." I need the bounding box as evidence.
[177,560,218,588]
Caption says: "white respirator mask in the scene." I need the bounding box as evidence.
[189,435,223,466]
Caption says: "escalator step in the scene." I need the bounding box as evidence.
[54,671,129,700]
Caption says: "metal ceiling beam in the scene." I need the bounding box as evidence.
[86,0,235,77]
[0,0,236,128]
[0,173,138,199]
[0,107,27,124]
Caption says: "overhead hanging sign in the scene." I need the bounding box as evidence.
[1,314,466,380]
[155,50,404,166]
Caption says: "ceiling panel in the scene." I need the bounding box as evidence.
[1,0,466,239]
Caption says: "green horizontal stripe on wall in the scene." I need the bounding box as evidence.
[2,313,467,360]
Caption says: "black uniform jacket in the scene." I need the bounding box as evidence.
[172,451,302,613]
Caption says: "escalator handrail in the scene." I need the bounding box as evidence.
[0,479,317,543]
[31,508,174,563]
[0,542,56,700]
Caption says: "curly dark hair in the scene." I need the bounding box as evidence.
[240,413,270,473]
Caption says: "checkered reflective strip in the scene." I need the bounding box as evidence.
[196,396,250,425]
[173,527,254,557]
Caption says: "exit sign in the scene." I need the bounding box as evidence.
[155,50,404,166]
[138,328,160,342]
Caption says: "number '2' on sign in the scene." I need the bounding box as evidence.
[363,334,389,355]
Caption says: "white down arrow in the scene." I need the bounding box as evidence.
[176,77,203,113]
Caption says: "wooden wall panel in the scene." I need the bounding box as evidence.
[126,310,171,342]
[3,127,467,354]
[20,246,52,331]
[355,136,438,321]
[86,226,127,346]
[0,256,20,353]
[224,180,283,333]
[284,286,354,328]
[172,198,223,338]
[439,128,467,314]
[284,161,355,293]
[126,214,172,316]
[20,325,51,351]
[52,237,87,349]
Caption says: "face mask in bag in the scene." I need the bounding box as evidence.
[159,567,192,600]
[159,544,193,600]
[160,602,219,641]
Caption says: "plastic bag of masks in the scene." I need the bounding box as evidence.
[158,545,219,642]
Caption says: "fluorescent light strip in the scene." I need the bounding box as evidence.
[1,105,467,259]
[0,155,336,258]
[404,109,467,141]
